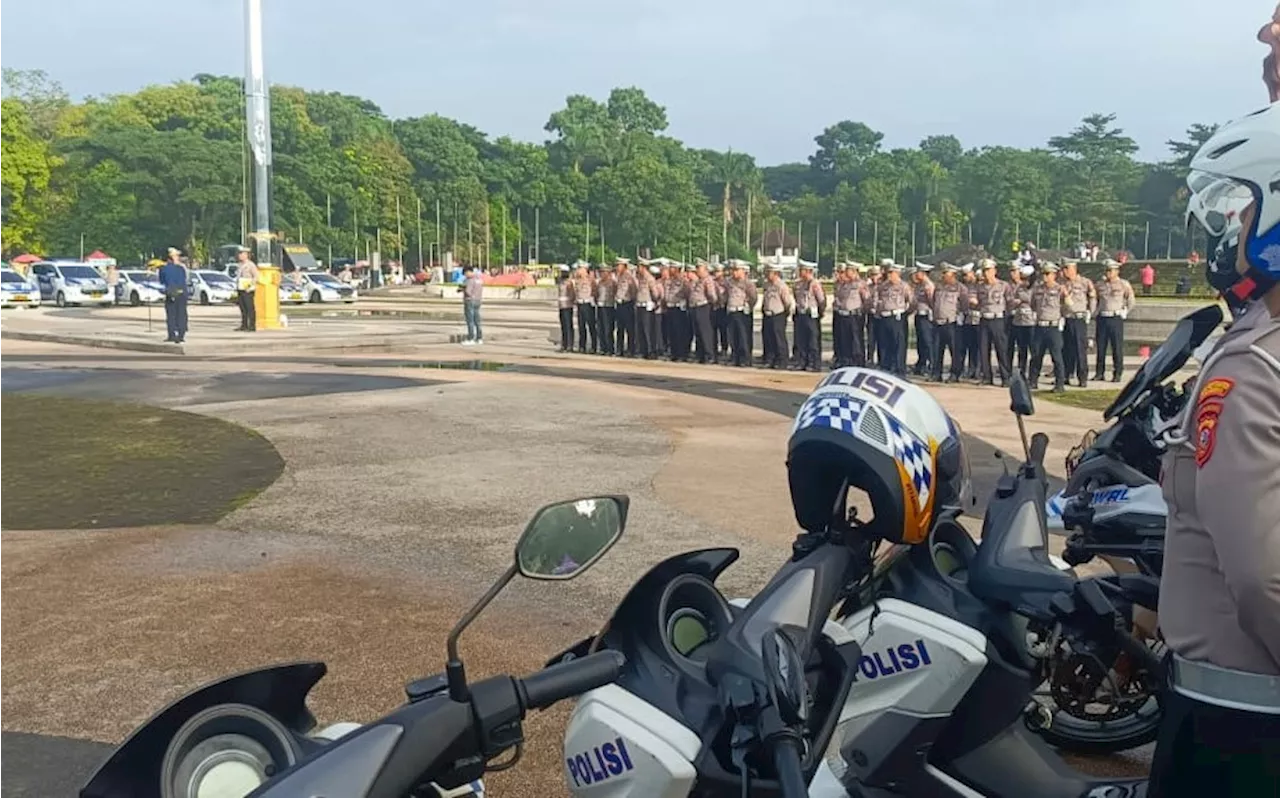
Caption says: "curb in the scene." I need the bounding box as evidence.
[2,329,185,354]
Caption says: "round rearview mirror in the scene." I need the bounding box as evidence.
[515,496,628,580]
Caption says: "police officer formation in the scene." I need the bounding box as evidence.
[554,254,1135,391]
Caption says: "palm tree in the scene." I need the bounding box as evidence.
[707,150,757,255]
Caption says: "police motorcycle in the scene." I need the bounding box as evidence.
[78,496,634,798]
[551,368,1151,797]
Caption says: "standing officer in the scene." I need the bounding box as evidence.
[666,264,691,362]
[874,263,912,377]
[1060,259,1097,387]
[833,263,869,367]
[911,263,937,376]
[1003,262,1023,368]
[158,247,190,344]
[595,265,617,355]
[975,259,1013,386]
[760,266,794,369]
[792,261,827,372]
[1010,265,1037,381]
[653,261,670,357]
[613,257,637,357]
[556,263,575,352]
[830,263,847,366]
[689,261,719,364]
[930,263,965,382]
[724,260,758,367]
[713,263,731,359]
[634,261,659,359]
[234,246,258,332]
[573,261,598,354]
[959,263,982,379]
[1094,260,1135,383]
[864,263,882,365]
[1028,261,1072,393]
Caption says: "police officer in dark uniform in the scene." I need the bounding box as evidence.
[1028,261,1071,393]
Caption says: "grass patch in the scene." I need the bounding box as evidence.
[1038,389,1121,412]
[1,394,284,530]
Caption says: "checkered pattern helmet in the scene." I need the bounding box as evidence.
[788,368,972,544]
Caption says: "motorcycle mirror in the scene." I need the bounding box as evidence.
[444,496,630,702]
[1007,373,1034,461]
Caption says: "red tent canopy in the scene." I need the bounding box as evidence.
[11,253,40,264]
[87,250,110,260]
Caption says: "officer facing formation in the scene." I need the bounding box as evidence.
[613,257,637,356]
[874,262,913,377]
[713,263,731,358]
[929,263,966,382]
[1059,259,1097,387]
[594,266,617,356]
[973,259,1013,385]
[1094,260,1135,382]
[573,261,598,354]
[832,262,870,368]
[1009,264,1037,381]
[689,261,720,364]
[556,263,576,352]
[724,259,758,367]
[910,263,937,377]
[760,266,794,369]
[1027,261,1072,393]
[864,263,882,364]
[792,262,827,372]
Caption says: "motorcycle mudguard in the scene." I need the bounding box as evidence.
[80,661,326,798]
[1046,483,1166,532]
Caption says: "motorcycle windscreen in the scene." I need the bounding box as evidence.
[1103,304,1223,420]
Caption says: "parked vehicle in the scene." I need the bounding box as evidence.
[296,270,358,303]
[279,274,308,305]
[30,261,113,307]
[80,497,629,798]
[115,270,165,306]
[1,267,42,308]
[188,270,238,305]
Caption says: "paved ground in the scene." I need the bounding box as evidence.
[0,326,1139,796]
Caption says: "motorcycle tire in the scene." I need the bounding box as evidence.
[1030,696,1162,755]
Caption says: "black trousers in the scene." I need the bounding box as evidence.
[963,323,982,377]
[576,304,597,352]
[728,310,751,365]
[1149,688,1280,798]
[914,315,935,374]
[615,301,635,356]
[164,295,189,341]
[659,312,672,356]
[670,309,691,361]
[636,307,656,358]
[558,307,575,350]
[876,316,906,376]
[237,289,256,331]
[763,314,788,367]
[979,317,1012,382]
[714,307,729,354]
[1031,325,1065,388]
[1011,325,1033,379]
[1063,316,1088,383]
[865,313,877,365]
[1003,315,1015,369]
[692,304,715,363]
[932,322,959,380]
[597,306,617,354]
[833,312,864,367]
[794,313,820,369]
[1096,316,1124,378]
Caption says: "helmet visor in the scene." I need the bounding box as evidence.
[1186,171,1257,238]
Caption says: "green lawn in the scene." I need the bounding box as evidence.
[1,394,285,530]
[1038,389,1121,412]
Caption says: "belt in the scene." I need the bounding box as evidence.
[916,312,931,318]
[1172,654,1280,714]
[1037,321,1057,327]
[879,311,902,318]
[836,309,856,316]
[935,320,957,325]
[1072,313,1087,319]
[981,313,999,319]
[1098,312,1120,317]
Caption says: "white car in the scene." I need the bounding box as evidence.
[279,276,308,305]
[1,268,41,308]
[30,261,114,307]
[189,270,238,304]
[115,270,165,305]
[296,270,359,303]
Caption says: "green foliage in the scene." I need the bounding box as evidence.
[1,75,1211,268]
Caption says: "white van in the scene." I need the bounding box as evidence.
[1,267,42,308]
[30,261,114,307]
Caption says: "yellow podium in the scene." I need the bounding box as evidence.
[254,265,283,330]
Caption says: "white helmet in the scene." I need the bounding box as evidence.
[1185,103,1280,280]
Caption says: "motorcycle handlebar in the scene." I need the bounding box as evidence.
[519,650,625,711]
[1029,433,1049,468]
[769,733,809,798]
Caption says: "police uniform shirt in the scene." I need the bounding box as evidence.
[573,274,597,304]
[834,278,867,314]
[714,274,730,308]
[975,279,1010,317]
[1063,275,1097,316]
[1096,276,1135,316]
[931,282,964,324]
[636,271,658,307]
[726,277,757,311]
[1011,284,1036,326]
[614,272,638,303]
[557,277,576,308]
[595,273,617,306]
[1029,281,1071,323]
[793,277,827,316]
[1159,312,1280,674]
[874,279,912,315]
[913,277,936,315]
[665,275,689,309]
[690,275,718,307]
[761,280,794,315]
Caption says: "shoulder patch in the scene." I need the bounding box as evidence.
[1193,378,1233,468]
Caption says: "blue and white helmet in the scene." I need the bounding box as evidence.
[787,368,971,544]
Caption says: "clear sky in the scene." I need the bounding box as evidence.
[1,0,1268,164]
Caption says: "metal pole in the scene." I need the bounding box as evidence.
[873,220,879,261]
[353,207,359,260]
[501,204,507,268]
[853,220,858,254]
[435,199,441,266]
[910,220,916,264]
[326,193,333,267]
[534,207,540,264]
[599,219,605,264]
[516,207,523,266]
[396,195,403,265]
[891,220,897,262]
[416,196,423,270]
[80,233,85,261]
[244,0,275,267]
[1144,221,1150,260]
[834,220,840,263]
[584,208,590,261]
[485,202,491,270]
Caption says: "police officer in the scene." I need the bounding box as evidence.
[653,261,670,357]
[234,246,258,331]
[689,261,719,364]
[713,263,730,358]
[667,264,691,362]
[1094,259,1135,383]
[958,263,982,379]
[864,263,882,365]
[724,260,758,367]
[791,262,826,371]
[760,266,794,369]
[573,261,597,354]
[833,262,869,368]
[595,265,617,355]
[930,262,965,382]
[613,257,637,357]
[1010,265,1037,382]
[158,247,189,344]
[635,261,660,359]
[1028,261,1071,392]
[1060,259,1097,387]
[830,263,847,365]
[911,263,937,376]
[974,258,1013,386]
[874,262,912,377]
[556,263,575,352]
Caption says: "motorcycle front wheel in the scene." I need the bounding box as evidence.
[1030,696,1162,755]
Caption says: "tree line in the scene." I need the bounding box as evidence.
[0,68,1216,268]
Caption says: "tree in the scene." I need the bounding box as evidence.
[1166,123,1220,169]
[809,121,884,175]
